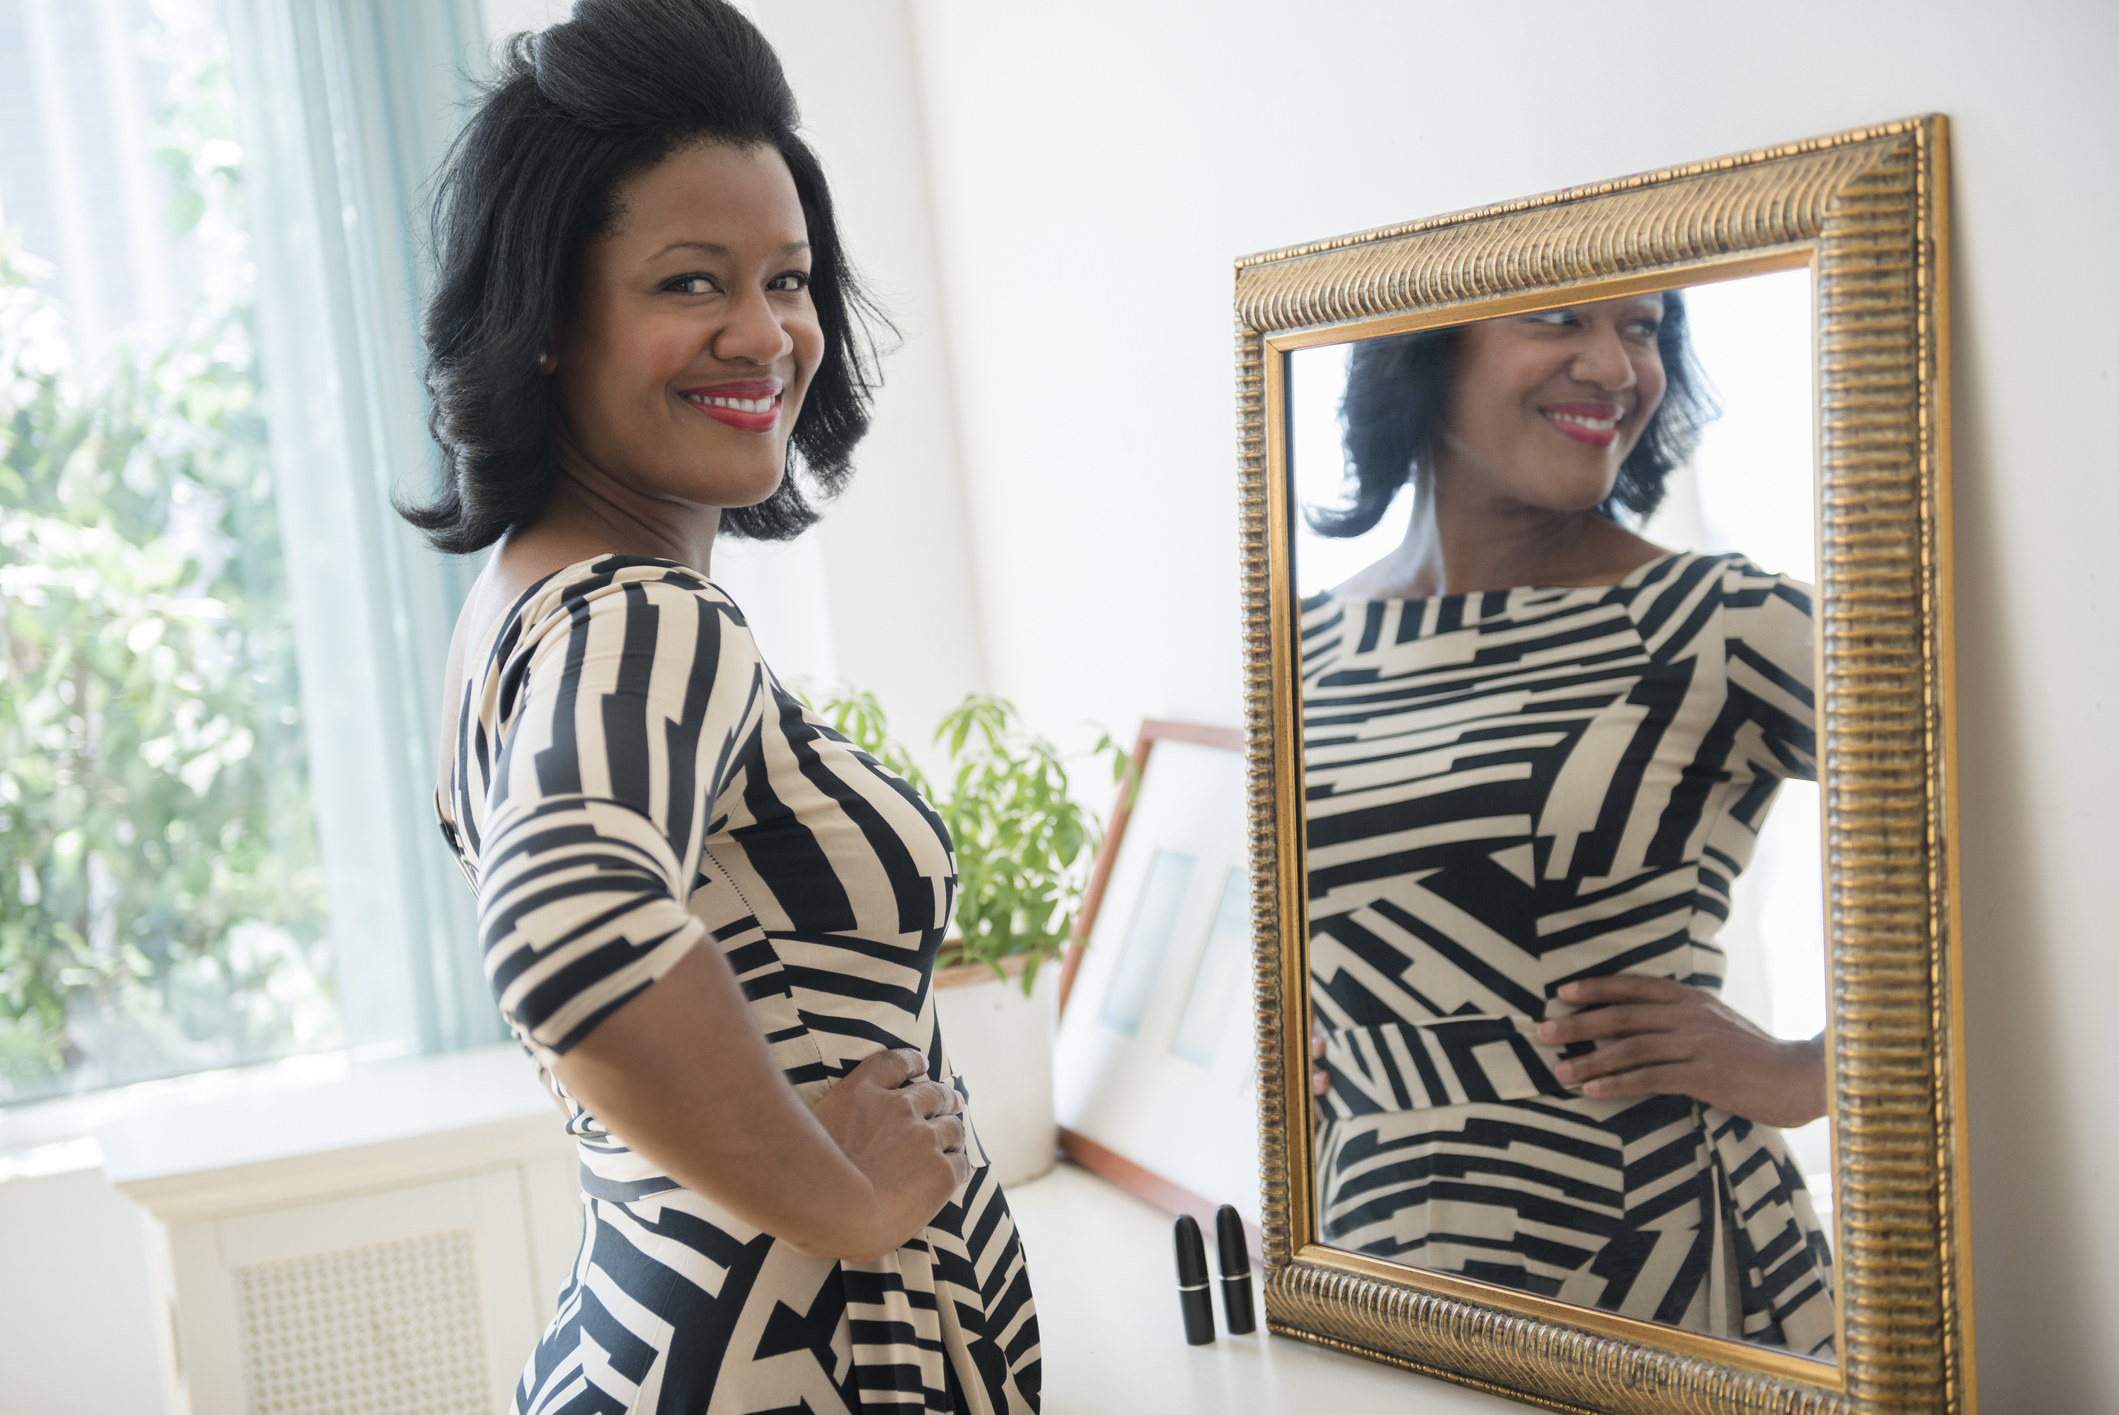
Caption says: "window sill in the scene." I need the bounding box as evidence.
[53,1044,567,1220]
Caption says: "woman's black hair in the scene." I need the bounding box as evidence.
[1306,291,1719,537]
[399,0,885,553]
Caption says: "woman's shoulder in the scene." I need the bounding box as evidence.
[519,553,730,611]
[503,554,747,642]
[468,554,761,700]
[1709,552,1815,615]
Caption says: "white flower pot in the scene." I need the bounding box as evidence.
[934,952,1058,1188]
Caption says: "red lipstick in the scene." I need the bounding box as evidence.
[679,379,783,434]
[1542,402,1623,449]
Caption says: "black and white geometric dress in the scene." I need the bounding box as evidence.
[437,556,1041,1413]
[1304,550,1835,1355]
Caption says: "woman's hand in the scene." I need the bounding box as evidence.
[555,947,970,1265]
[1537,976,1826,1128]
[811,1048,972,1261]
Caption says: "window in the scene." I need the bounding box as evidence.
[1,0,496,1111]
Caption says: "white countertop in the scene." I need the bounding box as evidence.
[1006,1160,1527,1415]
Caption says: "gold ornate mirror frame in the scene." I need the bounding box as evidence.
[1234,116,1972,1414]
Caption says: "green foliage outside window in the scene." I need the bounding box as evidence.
[0,26,334,1104]
[811,689,1129,994]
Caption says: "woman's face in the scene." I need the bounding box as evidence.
[547,142,823,512]
[1433,293,1669,513]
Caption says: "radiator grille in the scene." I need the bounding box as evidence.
[234,1228,490,1415]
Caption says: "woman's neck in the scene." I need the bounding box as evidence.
[518,478,720,580]
[1335,472,1667,600]
[511,436,724,582]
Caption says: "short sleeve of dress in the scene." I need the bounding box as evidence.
[474,567,770,1063]
[1721,557,1818,783]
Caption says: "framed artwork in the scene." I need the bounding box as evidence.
[1052,720,1260,1250]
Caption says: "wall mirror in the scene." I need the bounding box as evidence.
[1235,117,1975,1414]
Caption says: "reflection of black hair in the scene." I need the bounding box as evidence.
[399,0,886,554]
[1306,290,1720,537]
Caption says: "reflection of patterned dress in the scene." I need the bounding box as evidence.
[1304,551,1835,1355]
[438,556,1040,1413]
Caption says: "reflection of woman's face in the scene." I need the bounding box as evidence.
[548,141,824,512]
[1434,293,1668,512]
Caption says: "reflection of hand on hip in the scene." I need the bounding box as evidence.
[1538,976,1826,1128]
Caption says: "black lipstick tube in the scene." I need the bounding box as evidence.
[1214,1204,1256,1334]
[1173,1214,1216,1345]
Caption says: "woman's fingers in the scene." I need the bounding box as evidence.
[900,1079,960,1119]
[1554,1033,1691,1082]
[1577,1061,1695,1099]
[1538,1003,1664,1044]
[848,1046,928,1089]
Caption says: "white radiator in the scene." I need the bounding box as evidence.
[235,1228,491,1415]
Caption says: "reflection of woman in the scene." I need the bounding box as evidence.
[404,4,1037,1409]
[1302,291,1835,1355]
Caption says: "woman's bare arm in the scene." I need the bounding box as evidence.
[553,944,970,1263]
[1537,975,1827,1128]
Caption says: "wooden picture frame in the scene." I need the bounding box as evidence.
[1052,720,1259,1250]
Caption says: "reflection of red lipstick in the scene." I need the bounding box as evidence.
[680,379,782,433]
[1542,402,1622,448]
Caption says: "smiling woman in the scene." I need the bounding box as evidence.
[1311,290,1719,596]
[527,143,826,556]
[395,3,1039,1412]
[1294,279,1834,1358]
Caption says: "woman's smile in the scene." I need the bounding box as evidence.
[681,378,784,433]
[1541,400,1626,448]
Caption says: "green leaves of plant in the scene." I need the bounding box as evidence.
[0,235,332,1099]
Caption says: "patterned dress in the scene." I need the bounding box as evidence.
[1303,550,1835,1355]
[438,556,1040,1413]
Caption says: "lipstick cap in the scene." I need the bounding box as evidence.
[1214,1205,1250,1277]
[1173,1214,1216,1345]
[1174,1213,1209,1287]
[1213,1205,1256,1334]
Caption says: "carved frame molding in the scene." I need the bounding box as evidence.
[1233,116,1971,1414]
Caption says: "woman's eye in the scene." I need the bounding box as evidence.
[768,271,810,292]
[666,274,718,295]
[1525,309,1577,326]
[1626,319,1662,339]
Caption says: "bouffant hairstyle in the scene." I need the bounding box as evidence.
[1306,290,1719,537]
[399,0,883,553]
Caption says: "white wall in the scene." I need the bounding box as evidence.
[748,0,990,759]
[906,2,2117,1409]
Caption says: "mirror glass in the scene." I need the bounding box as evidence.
[1292,268,1836,1361]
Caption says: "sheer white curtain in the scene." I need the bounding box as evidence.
[223,0,501,1059]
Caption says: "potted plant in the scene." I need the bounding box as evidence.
[813,690,1125,1186]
